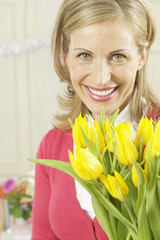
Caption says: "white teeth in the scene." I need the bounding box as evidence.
[88,87,114,96]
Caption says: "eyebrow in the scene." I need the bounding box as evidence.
[74,48,131,54]
[74,48,93,54]
[110,49,131,54]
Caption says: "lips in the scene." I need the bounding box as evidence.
[85,85,118,102]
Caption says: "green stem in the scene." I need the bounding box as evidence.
[109,213,119,240]
[138,142,143,163]
[139,160,146,166]
[123,171,131,181]
[124,201,139,237]
[111,152,117,174]
[126,232,132,240]
[120,165,127,175]
[108,150,113,170]
[100,154,108,175]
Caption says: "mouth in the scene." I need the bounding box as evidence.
[88,87,115,96]
[85,85,118,102]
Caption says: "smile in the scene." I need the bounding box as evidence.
[85,85,118,102]
[88,87,114,96]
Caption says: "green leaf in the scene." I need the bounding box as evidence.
[101,147,111,174]
[109,213,119,240]
[17,193,32,198]
[91,185,138,240]
[12,207,23,218]
[146,156,160,240]
[127,182,138,217]
[117,221,128,240]
[80,126,97,157]
[99,107,106,136]
[108,125,117,174]
[92,196,118,240]
[23,210,31,220]
[28,159,96,197]
[28,158,137,239]
[132,160,152,240]
[157,177,160,208]
[109,108,119,125]
[6,194,16,201]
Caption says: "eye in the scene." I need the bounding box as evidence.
[112,54,125,62]
[77,53,91,61]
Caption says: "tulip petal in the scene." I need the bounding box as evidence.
[72,114,89,148]
[69,148,103,180]
[114,170,129,197]
[152,120,160,152]
[100,172,129,202]
[115,123,138,165]
[135,117,153,146]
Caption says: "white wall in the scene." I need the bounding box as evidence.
[0,0,64,180]
[0,0,160,180]
[147,0,160,98]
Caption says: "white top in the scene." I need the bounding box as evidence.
[74,105,141,219]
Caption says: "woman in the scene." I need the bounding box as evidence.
[31,0,160,239]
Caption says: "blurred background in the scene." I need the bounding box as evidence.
[0,0,64,181]
[0,0,160,180]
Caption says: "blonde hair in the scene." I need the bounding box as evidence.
[51,0,160,130]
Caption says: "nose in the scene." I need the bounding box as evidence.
[93,59,111,85]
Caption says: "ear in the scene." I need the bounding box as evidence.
[138,44,148,70]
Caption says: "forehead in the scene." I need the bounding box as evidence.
[69,20,136,50]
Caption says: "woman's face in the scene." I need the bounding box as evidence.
[66,20,147,121]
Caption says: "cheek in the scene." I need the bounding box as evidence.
[120,64,138,85]
[69,62,87,84]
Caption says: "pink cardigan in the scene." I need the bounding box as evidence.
[31,128,109,240]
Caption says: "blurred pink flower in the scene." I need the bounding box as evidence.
[2,178,16,194]
[21,202,28,210]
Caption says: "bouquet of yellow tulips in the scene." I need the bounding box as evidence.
[29,109,160,240]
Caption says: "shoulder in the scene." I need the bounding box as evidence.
[147,108,160,122]
[41,128,72,145]
[36,128,73,161]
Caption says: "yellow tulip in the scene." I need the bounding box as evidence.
[68,147,103,180]
[72,114,89,148]
[115,122,138,165]
[143,141,151,164]
[88,121,105,153]
[100,170,129,201]
[135,116,153,147]
[132,163,148,188]
[152,120,160,157]
[143,121,160,160]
